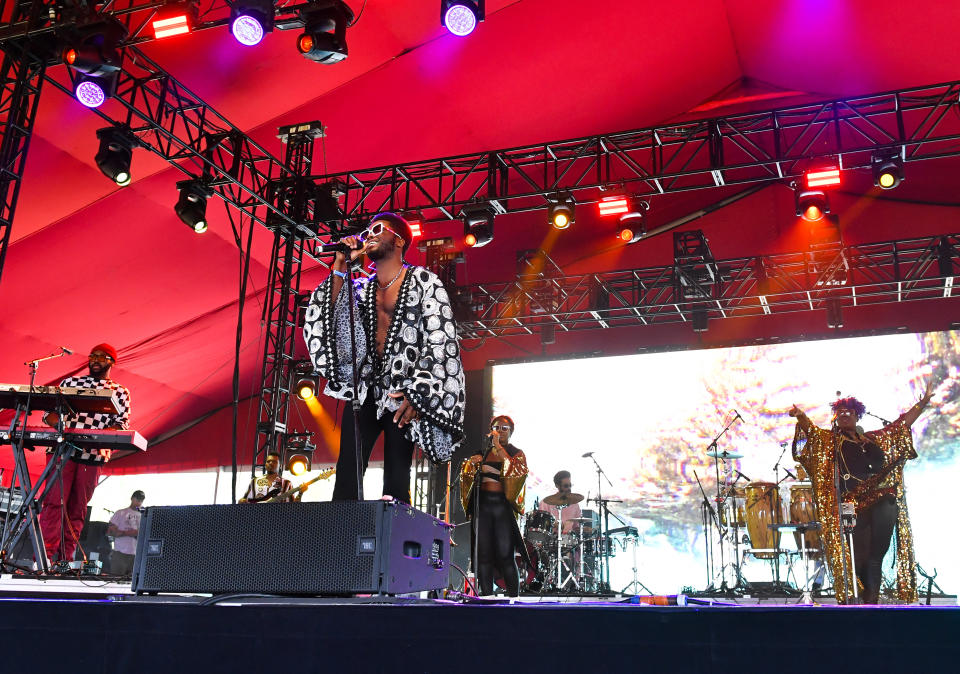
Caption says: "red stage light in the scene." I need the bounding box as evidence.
[804,168,841,188]
[153,14,192,39]
[298,34,315,53]
[464,232,478,247]
[598,196,629,217]
[804,204,824,222]
[618,227,634,242]
[408,220,423,238]
[63,48,77,65]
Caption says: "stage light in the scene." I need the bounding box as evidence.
[441,0,483,37]
[297,1,354,64]
[873,152,903,190]
[462,202,496,247]
[548,193,575,230]
[403,210,424,239]
[95,126,138,186]
[75,78,107,108]
[614,198,648,244]
[804,167,841,189]
[175,180,213,233]
[296,377,317,400]
[795,187,829,222]
[598,195,630,217]
[231,0,275,46]
[62,21,124,107]
[287,454,310,476]
[152,2,198,39]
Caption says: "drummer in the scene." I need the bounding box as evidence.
[539,470,583,535]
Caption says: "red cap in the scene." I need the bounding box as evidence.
[90,343,119,363]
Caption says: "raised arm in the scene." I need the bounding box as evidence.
[897,379,935,428]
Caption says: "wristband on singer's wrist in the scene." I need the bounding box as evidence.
[332,269,347,279]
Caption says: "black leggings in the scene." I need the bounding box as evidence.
[332,396,415,504]
[475,491,520,597]
[852,496,898,604]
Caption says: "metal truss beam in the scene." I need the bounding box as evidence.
[40,45,333,261]
[313,80,960,224]
[253,128,318,470]
[0,0,46,285]
[0,41,43,285]
[454,234,960,339]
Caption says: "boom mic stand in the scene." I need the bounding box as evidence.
[585,452,617,593]
[343,260,366,501]
[703,413,740,592]
[0,348,72,573]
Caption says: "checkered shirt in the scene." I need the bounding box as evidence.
[51,375,132,464]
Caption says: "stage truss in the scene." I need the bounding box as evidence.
[452,234,960,339]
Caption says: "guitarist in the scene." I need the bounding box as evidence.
[239,452,305,503]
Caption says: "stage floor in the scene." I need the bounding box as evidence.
[0,576,958,673]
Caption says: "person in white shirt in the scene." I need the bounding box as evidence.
[108,490,144,575]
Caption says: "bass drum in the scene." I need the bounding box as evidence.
[496,541,544,592]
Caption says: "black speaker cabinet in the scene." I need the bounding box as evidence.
[130,501,452,595]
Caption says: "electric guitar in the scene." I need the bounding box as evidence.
[249,468,336,503]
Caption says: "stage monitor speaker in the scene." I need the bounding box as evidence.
[130,501,452,596]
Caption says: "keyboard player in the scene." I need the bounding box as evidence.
[38,343,132,564]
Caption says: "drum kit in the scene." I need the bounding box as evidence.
[701,442,824,598]
[510,492,640,595]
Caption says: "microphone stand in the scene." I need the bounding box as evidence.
[343,260,365,501]
[703,414,739,591]
[585,453,615,593]
[694,471,722,591]
[0,348,71,572]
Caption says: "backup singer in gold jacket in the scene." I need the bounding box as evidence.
[460,415,529,596]
[788,382,936,604]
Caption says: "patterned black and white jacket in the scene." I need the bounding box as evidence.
[302,266,465,463]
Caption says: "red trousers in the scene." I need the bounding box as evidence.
[37,458,100,562]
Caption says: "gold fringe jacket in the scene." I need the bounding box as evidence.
[792,413,918,604]
[459,449,527,517]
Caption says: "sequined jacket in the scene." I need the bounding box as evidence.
[459,445,528,517]
[792,413,918,604]
[302,266,466,463]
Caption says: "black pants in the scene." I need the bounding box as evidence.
[475,491,520,597]
[852,495,898,604]
[332,396,415,504]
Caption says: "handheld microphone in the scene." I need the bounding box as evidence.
[732,409,743,422]
[734,470,750,483]
[59,346,73,355]
[783,468,798,480]
[318,239,365,255]
[582,451,593,458]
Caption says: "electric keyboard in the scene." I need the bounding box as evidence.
[0,383,120,414]
[0,427,148,463]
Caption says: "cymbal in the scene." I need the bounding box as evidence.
[542,492,584,506]
[706,450,743,460]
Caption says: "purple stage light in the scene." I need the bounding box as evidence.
[76,80,106,108]
[231,14,264,46]
[444,4,477,36]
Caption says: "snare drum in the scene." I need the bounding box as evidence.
[524,510,556,546]
[789,483,822,557]
[744,481,782,559]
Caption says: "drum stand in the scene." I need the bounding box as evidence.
[619,532,651,595]
[554,504,581,592]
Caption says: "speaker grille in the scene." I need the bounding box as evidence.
[135,502,381,594]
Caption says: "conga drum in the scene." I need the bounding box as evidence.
[789,483,822,557]
[744,482,782,559]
